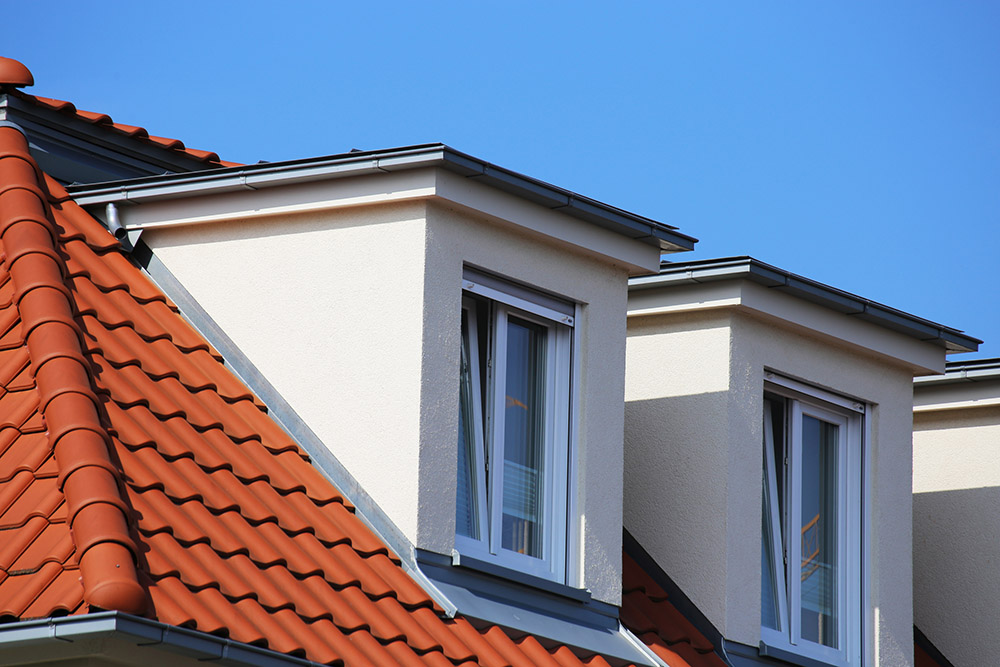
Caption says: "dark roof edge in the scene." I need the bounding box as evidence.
[623,531,732,666]
[914,357,1000,386]
[914,626,957,667]
[65,143,696,253]
[629,256,980,354]
[0,612,324,667]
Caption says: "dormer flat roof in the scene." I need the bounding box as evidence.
[67,143,698,253]
[629,256,980,354]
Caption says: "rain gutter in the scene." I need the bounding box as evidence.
[914,357,1000,385]
[65,143,696,253]
[0,612,324,667]
[629,256,980,353]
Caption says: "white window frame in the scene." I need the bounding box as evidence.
[455,274,573,582]
[761,379,865,667]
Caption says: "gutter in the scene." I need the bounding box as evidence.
[65,143,697,253]
[914,357,1000,385]
[629,256,980,354]
[0,612,324,667]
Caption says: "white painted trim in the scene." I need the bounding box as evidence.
[455,278,574,583]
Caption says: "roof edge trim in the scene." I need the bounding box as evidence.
[0,612,324,667]
[66,144,697,252]
[629,256,980,353]
[914,357,1000,385]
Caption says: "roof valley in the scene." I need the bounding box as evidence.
[0,125,146,614]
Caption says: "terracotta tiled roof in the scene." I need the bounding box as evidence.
[0,123,635,666]
[621,554,725,667]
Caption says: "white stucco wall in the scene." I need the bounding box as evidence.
[625,299,921,666]
[142,187,637,605]
[912,398,1000,667]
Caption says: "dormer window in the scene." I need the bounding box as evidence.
[761,377,864,667]
[456,269,573,582]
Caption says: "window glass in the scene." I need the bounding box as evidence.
[799,416,839,648]
[456,310,480,540]
[501,317,546,557]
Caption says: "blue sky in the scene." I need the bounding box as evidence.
[8,2,999,357]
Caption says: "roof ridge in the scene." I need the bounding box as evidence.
[0,125,147,614]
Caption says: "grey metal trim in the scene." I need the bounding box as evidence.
[914,357,1000,385]
[65,143,697,252]
[630,256,980,353]
[1,93,225,185]
[0,612,323,667]
[132,241,457,617]
[416,553,654,666]
[418,548,596,605]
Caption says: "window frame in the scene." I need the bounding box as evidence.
[761,377,865,667]
[455,273,574,583]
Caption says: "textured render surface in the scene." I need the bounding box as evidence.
[0,126,650,666]
[145,204,430,545]
[143,185,635,605]
[913,402,1000,667]
[624,313,733,630]
[625,300,921,665]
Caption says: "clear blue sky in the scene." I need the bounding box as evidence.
[8,2,999,358]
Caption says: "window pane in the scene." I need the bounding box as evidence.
[762,397,786,631]
[800,415,839,648]
[762,484,779,630]
[501,316,545,558]
[456,310,479,539]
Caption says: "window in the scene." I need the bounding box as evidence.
[455,270,573,582]
[761,378,864,667]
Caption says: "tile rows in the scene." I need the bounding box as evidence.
[621,554,725,667]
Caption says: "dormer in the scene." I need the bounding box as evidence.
[623,257,978,667]
[912,359,1000,667]
[68,147,694,647]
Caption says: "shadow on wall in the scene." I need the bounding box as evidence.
[913,486,1000,667]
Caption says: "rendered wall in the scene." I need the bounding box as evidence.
[142,193,634,605]
[912,400,1000,667]
[625,304,918,666]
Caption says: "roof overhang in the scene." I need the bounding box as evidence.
[0,612,324,667]
[0,93,223,184]
[628,257,980,375]
[66,144,696,262]
[913,358,1000,412]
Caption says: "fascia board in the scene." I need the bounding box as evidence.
[633,258,979,353]
[67,144,697,253]
[628,279,946,374]
[913,379,1000,412]
[431,168,662,273]
[87,169,438,230]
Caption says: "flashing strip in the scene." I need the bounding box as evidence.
[0,612,323,667]
[629,256,980,353]
[132,242,458,618]
[65,143,696,252]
